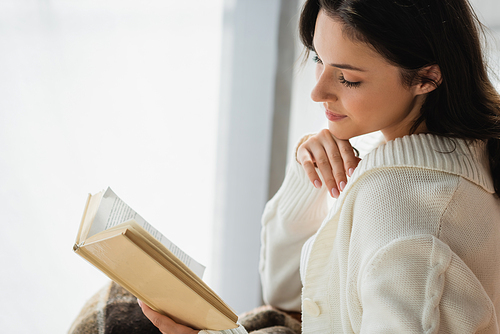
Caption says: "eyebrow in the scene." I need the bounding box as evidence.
[312,46,367,72]
[328,62,367,72]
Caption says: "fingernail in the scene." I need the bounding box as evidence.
[331,188,340,198]
[314,180,321,188]
[339,181,346,192]
[348,168,354,177]
[137,299,143,307]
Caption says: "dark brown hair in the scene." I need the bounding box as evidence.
[300,0,500,196]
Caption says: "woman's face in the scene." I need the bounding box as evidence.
[312,10,427,141]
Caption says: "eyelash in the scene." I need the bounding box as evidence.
[339,74,361,89]
[312,55,322,64]
[312,54,361,89]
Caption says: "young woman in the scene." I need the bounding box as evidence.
[140,0,500,332]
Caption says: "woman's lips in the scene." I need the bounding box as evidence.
[325,109,347,122]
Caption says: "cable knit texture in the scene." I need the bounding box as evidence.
[260,134,500,333]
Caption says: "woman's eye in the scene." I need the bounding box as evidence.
[339,73,361,88]
[312,55,323,64]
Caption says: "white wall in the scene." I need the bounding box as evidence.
[0,1,222,333]
[471,0,500,29]
[470,0,500,90]
[212,0,282,313]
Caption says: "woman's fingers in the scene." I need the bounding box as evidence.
[329,137,361,193]
[138,300,198,334]
[321,133,348,196]
[297,130,360,198]
[336,138,361,177]
[297,133,339,197]
[308,135,340,198]
[298,146,324,190]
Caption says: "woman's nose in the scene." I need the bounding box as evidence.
[311,70,337,102]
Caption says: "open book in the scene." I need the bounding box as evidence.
[73,187,238,331]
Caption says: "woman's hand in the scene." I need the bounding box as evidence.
[138,300,199,334]
[296,129,361,198]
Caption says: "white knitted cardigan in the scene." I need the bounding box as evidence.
[204,134,500,334]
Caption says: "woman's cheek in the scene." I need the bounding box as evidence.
[343,91,365,115]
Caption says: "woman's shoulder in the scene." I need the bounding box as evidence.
[349,133,494,196]
[340,134,498,251]
[348,166,461,223]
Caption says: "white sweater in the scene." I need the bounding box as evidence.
[203,134,500,334]
[261,134,500,333]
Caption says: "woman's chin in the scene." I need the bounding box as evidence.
[327,128,357,141]
[328,125,379,141]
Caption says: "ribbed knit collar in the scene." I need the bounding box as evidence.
[353,134,494,194]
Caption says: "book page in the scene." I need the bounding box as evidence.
[87,187,205,278]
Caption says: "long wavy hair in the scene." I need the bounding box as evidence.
[299,0,500,196]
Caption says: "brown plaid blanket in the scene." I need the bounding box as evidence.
[68,281,301,334]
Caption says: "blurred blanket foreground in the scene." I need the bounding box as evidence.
[68,281,301,334]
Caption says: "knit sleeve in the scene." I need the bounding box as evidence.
[199,324,248,334]
[260,159,329,311]
[358,235,497,333]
